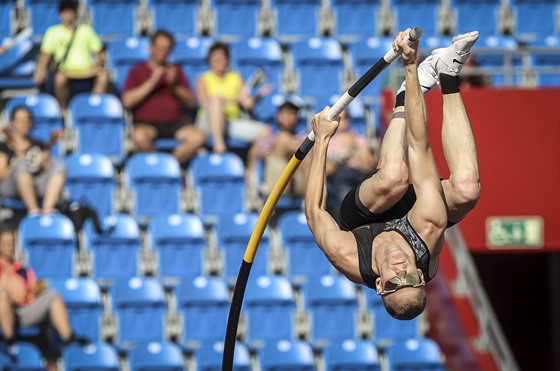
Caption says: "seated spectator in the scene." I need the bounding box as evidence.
[246,101,309,199]
[0,228,88,371]
[33,0,109,110]
[325,109,378,222]
[122,29,206,165]
[0,107,66,215]
[196,42,273,153]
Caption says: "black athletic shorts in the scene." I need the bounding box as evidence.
[134,117,190,139]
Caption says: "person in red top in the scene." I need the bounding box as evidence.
[0,228,87,370]
[122,29,206,165]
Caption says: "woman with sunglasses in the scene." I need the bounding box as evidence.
[305,29,480,320]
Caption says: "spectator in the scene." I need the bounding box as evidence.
[196,42,273,153]
[122,29,206,165]
[246,101,308,199]
[0,107,66,215]
[0,228,88,370]
[325,109,378,222]
[33,0,109,110]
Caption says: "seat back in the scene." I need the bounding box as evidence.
[272,0,321,41]
[150,0,199,36]
[332,0,380,40]
[385,338,444,371]
[214,0,261,39]
[18,214,76,278]
[349,36,393,98]
[393,0,440,38]
[231,37,284,89]
[171,36,214,84]
[63,342,119,371]
[470,35,520,86]
[148,213,206,280]
[260,339,315,371]
[0,341,43,370]
[26,0,61,37]
[511,0,557,38]
[324,339,381,371]
[89,0,138,39]
[107,36,149,92]
[128,341,185,371]
[84,214,141,280]
[529,35,560,87]
[195,341,251,370]
[453,0,500,36]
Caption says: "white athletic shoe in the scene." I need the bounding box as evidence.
[396,54,439,95]
[430,31,480,76]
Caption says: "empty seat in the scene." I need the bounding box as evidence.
[148,213,206,280]
[0,0,13,38]
[529,35,560,87]
[26,0,61,37]
[177,276,229,346]
[324,339,381,371]
[64,153,116,217]
[332,0,380,40]
[470,35,519,86]
[278,211,332,281]
[453,0,500,36]
[349,36,394,99]
[150,0,199,36]
[68,93,126,162]
[63,342,119,371]
[18,214,77,279]
[385,338,444,371]
[124,153,183,221]
[393,0,440,38]
[231,37,283,91]
[259,339,315,371]
[292,37,344,112]
[171,36,215,85]
[216,212,270,279]
[48,277,103,342]
[244,275,296,345]
[128,341,185,371]
[0,35,35,90]
[89,0,138,39]
[84,214,141,280]
[214,0,261,39]
[111,277,167,346]
[189,152,246,224]
[0,341,43,370]
[107,36,149,92]
[6,93,64,155]
[512,0,557,38]
[303,275,359,343]
[271,0,321,41]
[195,341,251,371]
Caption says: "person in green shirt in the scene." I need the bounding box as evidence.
[33,0,109,109]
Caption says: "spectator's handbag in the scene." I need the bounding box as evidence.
[41,26,78,94]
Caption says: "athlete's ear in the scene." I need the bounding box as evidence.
[375,277,383,295]
[417,268,425,283]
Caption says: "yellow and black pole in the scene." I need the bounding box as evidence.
[222,27,423,370]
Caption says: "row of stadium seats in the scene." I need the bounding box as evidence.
[0,337,445,370]
[1,0,558,41]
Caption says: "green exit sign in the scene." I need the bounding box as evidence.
[486,216,544,249]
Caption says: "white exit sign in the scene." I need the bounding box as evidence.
[486,216,544,249]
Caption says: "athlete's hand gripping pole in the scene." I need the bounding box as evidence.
[222,27,423,371]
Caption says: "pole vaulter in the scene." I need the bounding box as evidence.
[223,26,424,370]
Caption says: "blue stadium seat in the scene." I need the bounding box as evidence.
[0,0,13,38]
[292,37,344,112]
[18,214,77,279]
[271,0,321,41]
[124,153,183,221]
[64,153,116,217]
[214,0,261,39]
[364,290,419,344]
[111,277,167,346]
[68,93,126,163]
[189,152,246,224]
[278,211,332,281]
[128,341,184,371]
[177,276,229,346]
[48,278,103,342]
[26,0,61,38]
[332,0,380,40]
[107,36,149,92]
[0,36,36,90]
[452,0,500,36]
[529,35,560,86]
[244,275,296,345]
[150,0,199,36]
[84,214,141,280]
[259,339,315,371]
[89,0,138,39]
[393,0,440,38]
[251,92,307,126]
[349,36,393,99]
[6,93,64,155]
[324,339,381,371]
[216,212,270,279]
[147,213,206,281]
[171,36,214,85]
[511,0,557,38]
[63,342,120,371]
[231,37,283,91]
[195,341,251,371]
[0,342,43,371]
[385,338,444,371]
[470,35,520,86]
[303,275,359,343]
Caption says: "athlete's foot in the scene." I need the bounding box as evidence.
[430,31,480,76]
[396,54,439,95]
